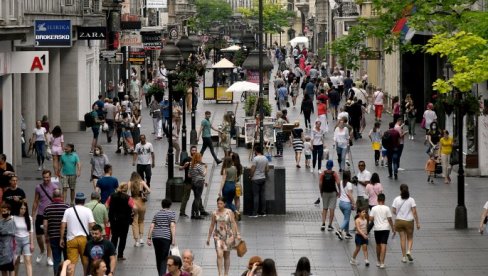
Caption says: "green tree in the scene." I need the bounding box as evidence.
[188,0,232,33]
[238,0,295,34]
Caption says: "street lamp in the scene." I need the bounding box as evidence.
[176,35,196,159]
[159,41,182,198]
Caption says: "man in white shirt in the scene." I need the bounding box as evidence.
[356,161,371,211]
[369,193,395,269]
[132,134,155,186]
[60,192,95,276]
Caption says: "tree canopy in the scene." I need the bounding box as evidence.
[188,0,233,33]
[238,0,295,34]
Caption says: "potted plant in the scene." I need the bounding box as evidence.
[244,94,272,117]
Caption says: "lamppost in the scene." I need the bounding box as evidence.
[176,35,196,159]
[159,41,182,199]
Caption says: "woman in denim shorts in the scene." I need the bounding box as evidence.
[13,202,34,276]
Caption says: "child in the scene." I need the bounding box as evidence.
[425,153,436,183]
[350,208,369,266]
[381,146,388,167]
[368,122,382,166]
[303,136,312,168]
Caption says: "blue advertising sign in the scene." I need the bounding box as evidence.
[34,20,72,47]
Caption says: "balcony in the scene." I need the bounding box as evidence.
[295,0,309,14]
[175,0,196,19]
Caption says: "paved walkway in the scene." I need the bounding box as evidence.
[15,68,488,275]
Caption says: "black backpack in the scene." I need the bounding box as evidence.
[382,130,392,150]
[84,112,95,128]
[321,171,337,193]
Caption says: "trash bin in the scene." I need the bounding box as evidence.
[243,166,286,216]
[166,177,184,202]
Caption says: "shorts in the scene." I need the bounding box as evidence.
[92,126,100,139]
[35,214,45,235]
[0,261,14,271]
[305,154,311,160]
[90,175,100,181]
[355,234,369,245]
[374,230,390,244]
[62,175,77,190]
[15,236,32,256]
[51,146,63,156]
[67,236,88,264]
[381,148,387,157]
[394,219,414,235]
[321,192,337,210]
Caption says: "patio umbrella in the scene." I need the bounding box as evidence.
[226,81,260,93]
[289,36,309,48]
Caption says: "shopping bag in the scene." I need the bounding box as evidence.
[170,245,180,257]
[235,240,247,257]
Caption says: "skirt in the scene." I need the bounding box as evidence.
[292,138,304,152]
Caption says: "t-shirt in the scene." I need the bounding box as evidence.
[334,127,349,149]
[43,199,70,238]
[2,188,26,216]
[84,239,116,274]
[180,157,192,184]
[440,136,454,155]
[303,142,312,155]
[85,200,108,235]
[90,155,109,178]
[277,87,288,100]
[189,163,206,183]
[305,82,315,96]
[201,119,211,138]
[339,181,353,202]
[151,210,176,240]
[370,205,392,231]
[62,205,95,241]
[251,155,268,181]
[135,143,154,165]
[392,196,416,221]
[96,176,119,204]
[35,182,58,215]
[423,110,437,130]
[33,127,47,141]
[104,103,117,120]
[60,152,80,176]
[365,183,383,206]
[394,124,405,144]
[311,128,325,146]
[50,135,64,150]
[373,91,384,105]
[356,170,372,197]
[0,162,14,189]
[13,216,33,238]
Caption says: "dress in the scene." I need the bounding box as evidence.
[291,128,304,152]
[220,121,231,152]
[212,210,235,251]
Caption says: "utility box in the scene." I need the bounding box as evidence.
[243,165,286,215]
[166,177,184,202]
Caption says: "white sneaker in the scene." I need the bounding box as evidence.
[139,238,145,245]
[350,258,357,265]
[19,256,24,263]
[402,256,407,263]
[47,257,53,266]
[318,169,322,174]
[37,166,42,171]
[310,168,314,173]
[134,241,140,247]
[36,253,44,264]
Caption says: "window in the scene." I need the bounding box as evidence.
[0,1,4,20]
[9,0,16,20]
[65,0,74,6]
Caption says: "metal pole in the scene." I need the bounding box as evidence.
[190,85,197,145]
[167,73,175,180]
[258,0,264,147]
[126,46,131,96]
[455,91,467,229]
[181,78,187,153]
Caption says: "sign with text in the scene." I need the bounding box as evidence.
[120,32,143,47]
[0,51,50,74]
[147,0,167,8]
[78,27,107,40]
[129,48,145,65]
[35,20,72,47]
[141,32,162,50]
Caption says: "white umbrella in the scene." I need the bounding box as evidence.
[289,36,309,48]
[226,81,260,93]
[221,45,241,52]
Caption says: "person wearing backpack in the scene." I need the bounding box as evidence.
[319,160,340,232]
[384,122,401,179]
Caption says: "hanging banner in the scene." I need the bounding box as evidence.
[147,0,167,8]
[141,32,162,50]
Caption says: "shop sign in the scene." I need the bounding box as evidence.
[34,20,72,47]
[78,27,107,40]
[141,32,162,50]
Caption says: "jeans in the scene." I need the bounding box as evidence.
[397,144,404,168]
[407,116,416,135]
[312,144,324,170]
[50,237,67,276]
[34,140,45,166]
[339,200,352,233]
[303,111,312,128]
[222,181,236,212]
[387,148,399,176]
[191,181,204,216]
[153,238,171,276]
[200,137,219,162]
[180,183,192,214]
[252,179,266,215]
[110,222,130,258]
[137,164,152,186]
[336,146,347,171]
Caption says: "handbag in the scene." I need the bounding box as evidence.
[450,149,459,165]
[235,240,247,257]
[73,206,92,242]
[235,183,242,197]
[420,117,426,129]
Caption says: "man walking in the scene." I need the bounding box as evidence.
[83,224,116,276]
[277,84,288,111]
[198,111,222,164]
[356,161,371,212]
[249,146,269,217]
[2,175,26,215]
[319,160,340,231]
[384,122,401,180]
[394,118,407,170]
[133,134,155,186]
[104,99,117,143]
[43,189,70,275]
[85,192,109,238]
[96,164,119,204]
[60,192,95,276]
[369,193,395,268]
[32,170,56,266]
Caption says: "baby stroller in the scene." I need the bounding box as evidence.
[430,145,442,177]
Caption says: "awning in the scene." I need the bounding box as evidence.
[212,58,235,69]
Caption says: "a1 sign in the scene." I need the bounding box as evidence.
[11,51,50,73]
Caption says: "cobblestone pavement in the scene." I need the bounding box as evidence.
[16,66,488,275]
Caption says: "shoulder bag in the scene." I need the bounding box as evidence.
[39,185,53,202]
[73,206,92,241]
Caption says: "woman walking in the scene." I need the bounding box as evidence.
[317,99,328,132]
[150,95,162,138]
[189,153,207,220]
[439,130,454,184]
[392,184,420,263]
[365,173,383,209]
[290,78,300,108]
[90,145,110,190]
[50,126,64,178]
[405,95,416,140]
[206,197,241,276]
[392,96,401,124]
[32,120,48,171]
[334,118,350,172]
[129,172,151,247]
[291,121,304,168]
[219,157,237,213]
[13,202,34,276]
[301,94,314,129]
[274,111,286,157]
[231,153,243,220]
[426,122,441,154]
[422,103,437,134]
[368,122,382,166]
[311,121,326,173]
[336,171,354,240]
[147,199,176,276]
[220,113,232,157]
[131,108,142,145]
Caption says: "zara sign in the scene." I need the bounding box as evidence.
[77,27,107,40]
